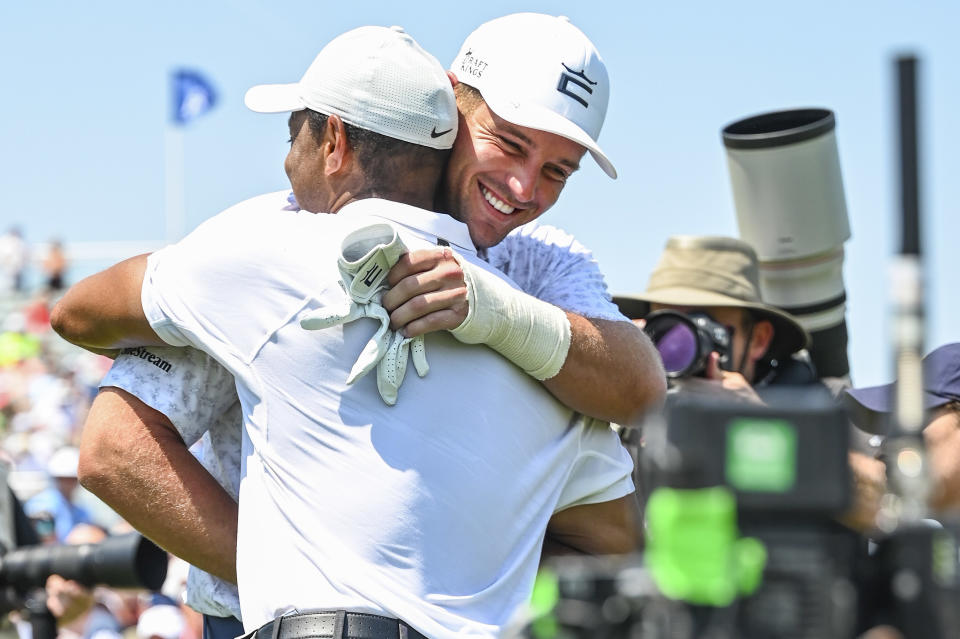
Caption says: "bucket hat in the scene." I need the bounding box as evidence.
[614,236,810,361]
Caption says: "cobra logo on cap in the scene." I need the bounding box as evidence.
[556,63,597,108]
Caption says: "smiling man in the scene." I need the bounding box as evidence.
[441,14,615,250]
[385,13,663,423]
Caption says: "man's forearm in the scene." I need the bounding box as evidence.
[78,387,238,584]
[545,495,641,556]
[543,315,666,424]
[51,254,164,350]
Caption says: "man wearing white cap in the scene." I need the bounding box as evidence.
[24,446,93,543]
[386,13,661,424]
[56,24,637,639]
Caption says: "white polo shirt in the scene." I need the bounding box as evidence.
[140,194,634,638]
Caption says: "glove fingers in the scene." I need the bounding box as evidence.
[346,322,392,385]
[375,333,406,406]
[411,335,429,377]
[394,337,410,388]
[300,302,360,330]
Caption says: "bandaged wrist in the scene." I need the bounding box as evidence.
[450,254,571,380]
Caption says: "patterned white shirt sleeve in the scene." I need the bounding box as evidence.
[99,346,243,620]
[485,221,628,322]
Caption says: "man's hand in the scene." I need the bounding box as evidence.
[384,247,666,423]
[45,575,94,625]
[671,352,763,405]
[841,451,886,532]
[382,247,469,337]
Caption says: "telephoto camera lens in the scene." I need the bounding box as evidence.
[643,310,732,378]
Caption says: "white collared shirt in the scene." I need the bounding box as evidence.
[139,193,634,638]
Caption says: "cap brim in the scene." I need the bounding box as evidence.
[844,384,952,434]
[244,82,305,114]
[846,383,953,415]
[481,93,617,179]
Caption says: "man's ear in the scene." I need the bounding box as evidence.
[322,114,350,176]
[749,319,775,361]
[446,70,459,89]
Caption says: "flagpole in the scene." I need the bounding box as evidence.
[164,125,185,244]
[166,68,216,244]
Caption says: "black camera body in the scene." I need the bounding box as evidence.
[643,310,732,378]
[0,463,168,617]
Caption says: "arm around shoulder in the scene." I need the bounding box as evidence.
[78,386,238,584]
[51,254,164,350]
[545,494,641,556]
[543,316,666,425]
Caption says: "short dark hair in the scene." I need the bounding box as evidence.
[454,83,485,116]
[305,109,449,186]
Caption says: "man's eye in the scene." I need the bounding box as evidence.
[499,137,522,152]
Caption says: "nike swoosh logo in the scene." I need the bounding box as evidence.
[431,127,453,138]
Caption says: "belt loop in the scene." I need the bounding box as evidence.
[270,616,283,639]
[332,611,346,639]
[398,621,409,639]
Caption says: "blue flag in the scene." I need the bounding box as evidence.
[172,69,217,125]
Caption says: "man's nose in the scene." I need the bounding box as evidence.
[506,164,539,205]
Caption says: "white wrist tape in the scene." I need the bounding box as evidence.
[450,253,571,380]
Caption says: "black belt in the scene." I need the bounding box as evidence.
[254,611,429,639]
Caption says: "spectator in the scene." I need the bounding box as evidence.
[844,343,960,515]
[43,240,68,293]
[45,524,125,639]
[0,226,28,294]
[24,446,92,543]
[136,605,185,639]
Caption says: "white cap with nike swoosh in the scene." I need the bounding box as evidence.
[245,25,458,150]
[451,13,616,178]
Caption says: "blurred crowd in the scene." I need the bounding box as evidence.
[0,227,68,298]
[0,288,199,639]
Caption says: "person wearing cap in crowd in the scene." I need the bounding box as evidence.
[843,343,960,527]
[54,24,638,639]
[614,235,812,403]
[24,446,92,543]
[54,14,663,639]
[137,604,186,639]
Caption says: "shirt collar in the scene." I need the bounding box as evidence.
[337,198,477,254]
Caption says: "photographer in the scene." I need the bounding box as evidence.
[844,343,960,516]
[615,235,813,404]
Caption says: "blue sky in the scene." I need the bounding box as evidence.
[1,1,956,387]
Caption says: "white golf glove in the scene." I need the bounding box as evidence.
[377,331,430,405]
[299,223,428,405]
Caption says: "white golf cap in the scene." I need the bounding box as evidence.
[244,25,457,150]
[47,446,79,479]
[136,605,185,639]
[451,13,616,178]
